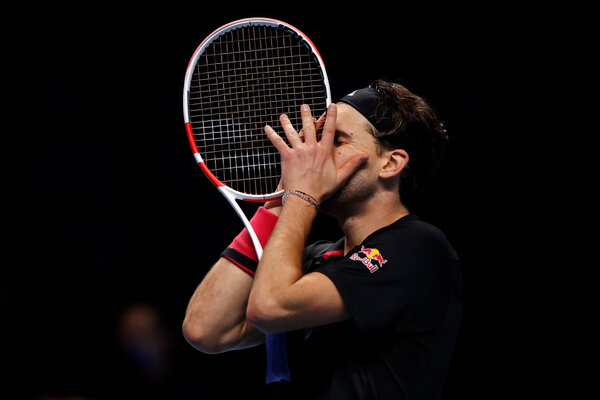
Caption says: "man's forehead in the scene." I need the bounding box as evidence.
[335,103,372,133]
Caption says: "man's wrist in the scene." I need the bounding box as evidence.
[264,197,283,216]
[222,206,279,276]
[281,190,320,211]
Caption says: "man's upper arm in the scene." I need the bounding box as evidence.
[183,257,265,353]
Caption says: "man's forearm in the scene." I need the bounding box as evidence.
[247,194,318,328]
[183,201,283,353]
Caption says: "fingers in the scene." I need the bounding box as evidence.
[279,114,303,148]
[320,103,337,147]
[336,153,369,187]
[266,104,331,151]
[264,124,290,154]
[300,104,317,144]
[315,112,326,140]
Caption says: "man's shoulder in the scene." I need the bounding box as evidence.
[362,215,457,264]
[370,215,446,242]
[303,239,343,258]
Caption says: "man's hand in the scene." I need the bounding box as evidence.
[264,103,368,203]
[263,180,283,216]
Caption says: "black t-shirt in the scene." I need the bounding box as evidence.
[285,215,462,400]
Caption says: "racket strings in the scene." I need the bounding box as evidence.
[188,24,328,195]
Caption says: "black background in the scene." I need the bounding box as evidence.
[10,3,550,399]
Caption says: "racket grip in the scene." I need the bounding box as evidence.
[221,207,278,276]
[265,332,291,384]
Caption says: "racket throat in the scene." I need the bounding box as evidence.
[219,187,264,259]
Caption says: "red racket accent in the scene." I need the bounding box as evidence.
[185,122,199,153]
[186,122,224,188]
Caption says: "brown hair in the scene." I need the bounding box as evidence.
[368,79,448,212]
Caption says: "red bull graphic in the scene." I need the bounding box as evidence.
[349,246,388,273]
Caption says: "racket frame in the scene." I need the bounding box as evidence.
[183,17,331,259]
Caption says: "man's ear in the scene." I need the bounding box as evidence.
[379,149,409,179]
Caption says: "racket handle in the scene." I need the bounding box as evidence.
[265,332,291,384]
[218,189,290,383]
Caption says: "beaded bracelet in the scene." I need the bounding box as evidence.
[281,190,320,211]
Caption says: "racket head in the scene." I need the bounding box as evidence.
[183,17,331,201]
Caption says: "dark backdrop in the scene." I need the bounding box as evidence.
[10,4,541,399]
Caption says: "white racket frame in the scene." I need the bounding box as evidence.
[183,17,331,258]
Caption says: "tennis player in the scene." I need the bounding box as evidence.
[183,80,462,399]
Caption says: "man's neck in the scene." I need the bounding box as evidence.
[337,192,409,255]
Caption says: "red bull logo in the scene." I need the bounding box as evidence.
[349,246,388,273]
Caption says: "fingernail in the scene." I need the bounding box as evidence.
[301,104,309,112]
[329,103,337,111]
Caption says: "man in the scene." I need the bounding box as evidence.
[183,80,462,399]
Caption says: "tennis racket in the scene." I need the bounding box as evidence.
[183,17,331,384]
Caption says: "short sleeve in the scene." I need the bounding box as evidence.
[315,221,459,336]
